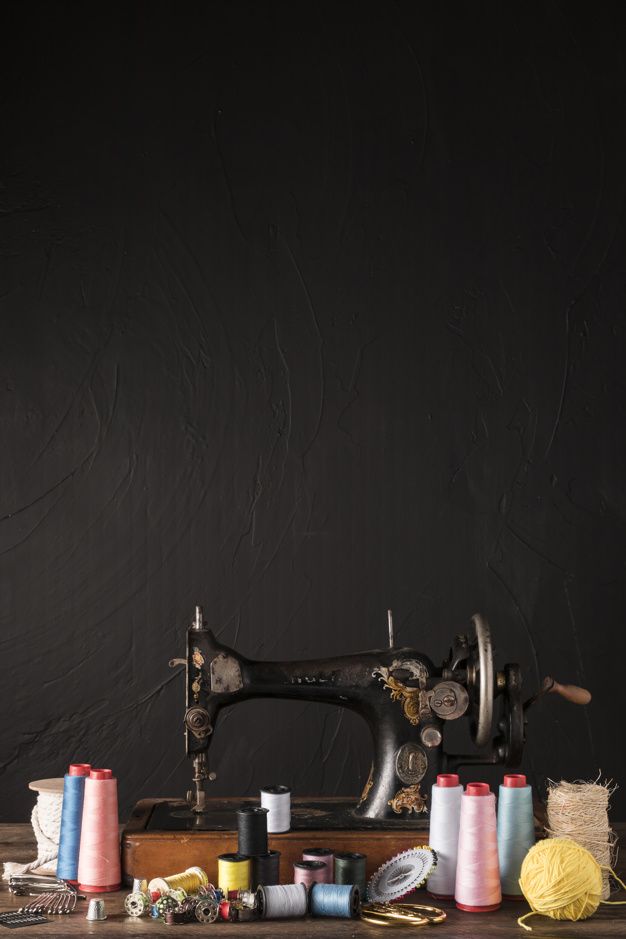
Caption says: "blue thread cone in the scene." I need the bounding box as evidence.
[497,774,535,897]
[56,763,91,881]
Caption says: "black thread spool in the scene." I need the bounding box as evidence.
[237,806,269,857]
[251,850,280,887]
[334,852,367,896]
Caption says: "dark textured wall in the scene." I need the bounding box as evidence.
[2,1,626,821]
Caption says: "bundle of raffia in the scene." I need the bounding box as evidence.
[546,777,617,900]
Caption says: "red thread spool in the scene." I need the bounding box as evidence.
[77,768,121,892]
[454,782,501,912]
[294,860,327,888]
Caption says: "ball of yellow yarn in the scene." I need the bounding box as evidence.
[519,838,602,927]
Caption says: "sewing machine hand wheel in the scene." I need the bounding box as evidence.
[466,614,494,747]
[494,663,524,765]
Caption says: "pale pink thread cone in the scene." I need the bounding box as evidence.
[77,769,121,892]
[454,782,501,911]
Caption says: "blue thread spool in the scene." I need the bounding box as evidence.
[497,774,535,898]
[56,763,91,882]
[310,883,360,918]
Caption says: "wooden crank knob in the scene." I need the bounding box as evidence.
[542,676,591,705]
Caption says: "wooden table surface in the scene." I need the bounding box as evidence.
[1,823,624,937]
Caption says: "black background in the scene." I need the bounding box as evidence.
[1,1,625,822]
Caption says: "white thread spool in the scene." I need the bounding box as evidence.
[427,773,463,899]
[2,779,64,880]
[257,883,307,918]
[260,785,291,833]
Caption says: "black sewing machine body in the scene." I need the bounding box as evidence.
[169,607,590,824]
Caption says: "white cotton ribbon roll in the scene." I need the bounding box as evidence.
[260,785,291,833]
[427,774,463,898]
[3,782,63,880]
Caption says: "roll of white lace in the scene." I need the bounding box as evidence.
[3,783,63,880]
[260,785,291,833]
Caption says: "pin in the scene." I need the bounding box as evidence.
[388,609,394,648]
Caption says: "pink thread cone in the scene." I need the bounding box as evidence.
[454,782,501,911]
[77,769,121,892]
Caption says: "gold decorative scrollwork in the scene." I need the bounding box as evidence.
[358,765,374,806]
[388,784,427,815]
[373,659,429,725]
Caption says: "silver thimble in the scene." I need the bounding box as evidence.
[86,898,107,921]
[132,877,148,895]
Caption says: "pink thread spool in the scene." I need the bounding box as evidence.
[294,860,327,889]
[77,769,121,892]
[454,782,501,912]
[302,848,333,882]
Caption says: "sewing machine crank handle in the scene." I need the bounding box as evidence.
[523,676,592,710]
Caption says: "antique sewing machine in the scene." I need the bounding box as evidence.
[167,605,591,823]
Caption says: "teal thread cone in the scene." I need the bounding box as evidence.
[497,775,535,897]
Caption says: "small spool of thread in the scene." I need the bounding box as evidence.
[251,850,280,887]
[334,852,367,897]
[237,806,269,856]
[148,866,208,896]
[77,769,121,893]
[518,837,626,931]
[218,854,251,895]
[302,848,334,882]
[294,861,327,889]
[454,782,501,912]
[310,883,360,918]
[497,774,535,898]
[427,773,463,899]
[56,764,91,883]
[260,785,291,833]
[219,899,233,921]
[256,883,308,919]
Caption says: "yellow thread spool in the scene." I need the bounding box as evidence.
[218,853,251,895]
[148,866,208,896]
[518,838,626,931]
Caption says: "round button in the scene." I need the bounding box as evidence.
[420,726,442,748]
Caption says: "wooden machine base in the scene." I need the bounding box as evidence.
[122,797,431,885]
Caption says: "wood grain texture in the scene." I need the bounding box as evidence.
[121,798,432,884]
[1,0,626,824]
[1,823,624,937]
